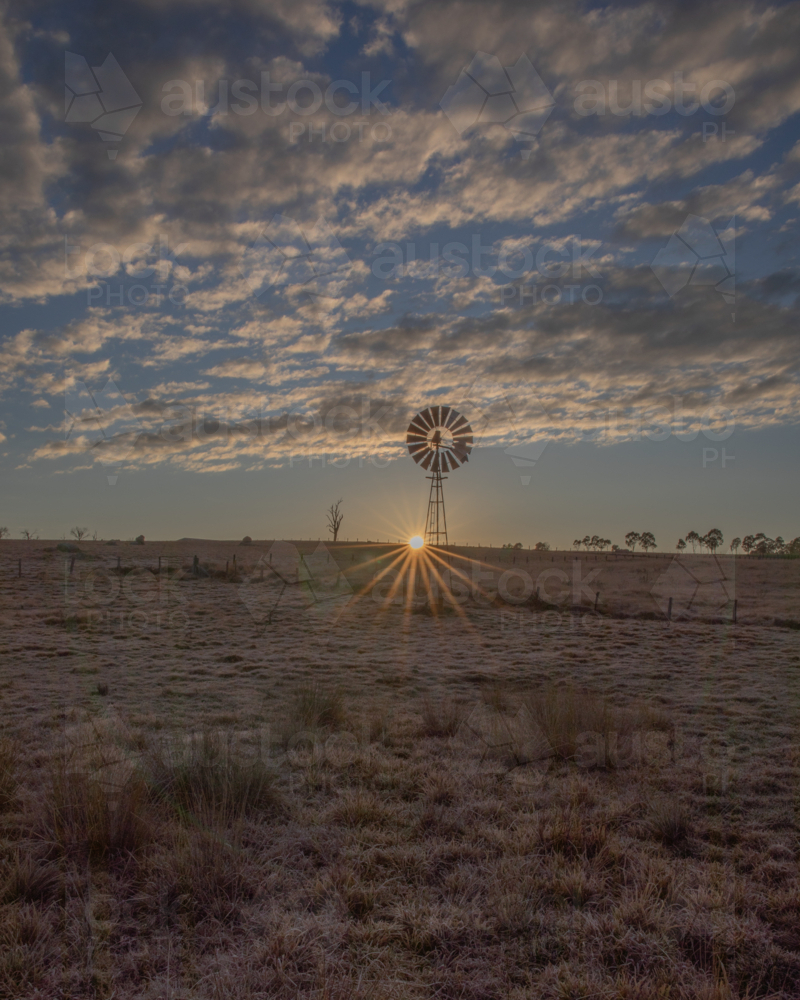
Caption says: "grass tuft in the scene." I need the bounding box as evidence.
[0,737,19,811]
[281,682,346,746]
[0,852,62,905]
[145,729,280,823]
[420,695,466,738]
[46,760,151,857]
[646,798,691,847]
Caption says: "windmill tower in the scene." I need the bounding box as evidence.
[406,406,474,546]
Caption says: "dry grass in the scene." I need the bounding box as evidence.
[0,737,18,811]
[647,796,691,847]
[281,681,346,746]
[45,756,152,857]
[145,729,281,823]
[420,694,467,737]
[0,690,797,999]
[1,541,799,998]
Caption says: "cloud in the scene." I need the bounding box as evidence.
[1,0,799,481]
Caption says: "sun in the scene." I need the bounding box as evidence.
[409,535,424,549]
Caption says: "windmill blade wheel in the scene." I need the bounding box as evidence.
[407,406,473,547]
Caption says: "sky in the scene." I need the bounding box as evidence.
[1,0,799,547]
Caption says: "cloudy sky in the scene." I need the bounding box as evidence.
[1,0,799,546]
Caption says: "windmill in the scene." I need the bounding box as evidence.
[407,405,473,546]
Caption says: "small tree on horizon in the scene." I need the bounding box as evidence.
[686,530,700,553]
[70,526,88,542]
[640,531,656,554]
[0,527,9,539]
[21,530,38,540]
[625,531,641,552]
[677,538,687,553]
[326,499,344,542]
[704,528,723,553]
[730,537,741,553]
[534,541,550,551]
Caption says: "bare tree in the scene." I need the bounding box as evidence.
[0,527,9,539]
[70,526,89,542]
[20,529,39,541]
[326,499,344,542]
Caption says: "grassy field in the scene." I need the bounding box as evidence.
[1,540,799,998]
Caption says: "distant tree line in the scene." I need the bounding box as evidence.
[679,528,724,553]
[739,533,800,556]
[572,535,614,552]
[676,529,800,556]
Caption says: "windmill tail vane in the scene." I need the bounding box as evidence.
[406,405,473,547]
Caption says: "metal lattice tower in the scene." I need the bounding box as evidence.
[406,406,473,548]
[425,467,448,546]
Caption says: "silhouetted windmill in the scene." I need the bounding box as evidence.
[406,406,473,546]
